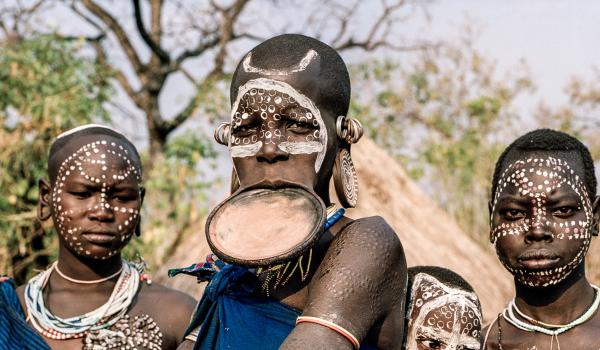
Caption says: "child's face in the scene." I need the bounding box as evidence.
[490,153,593,287]
[49,137,142,259]
[406,274,481,350]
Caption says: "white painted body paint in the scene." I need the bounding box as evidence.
[230,141,263,158]
[277,141,323,155]
[229,78,327,172]
[52,140,141,259]
[490,156,593,287]
[242,50,319,76]
[406,273,482,350]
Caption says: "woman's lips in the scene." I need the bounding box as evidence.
[519,258,560,270]
[82,232,116,244]
[518,249,560,270]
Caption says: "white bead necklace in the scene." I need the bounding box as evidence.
[54,261,124,284]
[25,260,140,339]
[502,284,600,336]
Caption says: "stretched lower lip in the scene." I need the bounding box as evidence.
[82,233,116,244]
[520,258,560,270]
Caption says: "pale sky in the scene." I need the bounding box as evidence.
[417,0,600,107]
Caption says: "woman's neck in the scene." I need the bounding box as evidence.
[514,264,595,325]
[56,245,123,283]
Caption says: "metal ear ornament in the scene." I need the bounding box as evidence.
[336,116,363,144]
[214,122,231,146]
[333,148,359,208]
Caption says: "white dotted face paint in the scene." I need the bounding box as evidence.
[242,50,319,76]
[229,78,327,173]
[51,140,142,260]
[405,274,482,350]
[491,156,593,287]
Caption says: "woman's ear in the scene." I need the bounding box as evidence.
[38,179,52,221]
[488,200,494,243]
[591,195,600,237]
[135,186,146,237]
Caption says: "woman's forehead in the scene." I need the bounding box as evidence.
[55,139,141,186]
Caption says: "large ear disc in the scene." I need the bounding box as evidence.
[333,147,359,208]
[214,122,231,146]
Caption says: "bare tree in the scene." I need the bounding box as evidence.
[3,0,429,163]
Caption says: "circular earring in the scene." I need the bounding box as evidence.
[333,148,359,208]
[214,123,231,146]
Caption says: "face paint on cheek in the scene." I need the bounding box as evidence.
[51,140,142,260]
[406,274,482,350]
[229,78,327,172]
[491,157,593,287]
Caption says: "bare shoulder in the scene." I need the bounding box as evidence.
[133,282,197,346]
[300,215,407,348]
[334,216,405,267]
[15,284,26,311]
[137,282,197,313]
[481,318,499,350]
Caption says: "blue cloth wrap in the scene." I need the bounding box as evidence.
[184,264,376,350]
[0,279,50,350]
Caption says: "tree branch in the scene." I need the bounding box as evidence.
[174,34,220,65]
[88,39,144,108]
[334,0,407,51]
[80,0,145,75]
[132,0,170,63]
[163,0,250,133]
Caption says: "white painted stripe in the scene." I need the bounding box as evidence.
[242,50,319,76]
[230,142,262,158]
[278,141,323,155]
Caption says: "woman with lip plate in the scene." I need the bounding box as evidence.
[16,124,197,350]
[174,34,407,350]
[483,129,600,349]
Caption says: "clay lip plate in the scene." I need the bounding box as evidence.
[206,187,326,267]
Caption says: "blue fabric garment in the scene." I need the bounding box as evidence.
[183,264,377,350]
[0,278,50,350]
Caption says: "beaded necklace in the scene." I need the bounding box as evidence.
[258,204,345,295]
[25,260,140,340]
[499,284,600,350]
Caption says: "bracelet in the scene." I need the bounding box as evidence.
[184,326,200,342]
[296,316,360,349]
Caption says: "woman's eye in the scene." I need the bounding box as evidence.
[287,121,312,132]
[500,209,526,220]
[552,206,575,217]
[69,191,91,199]
[233,125,256,135]
[418,339,443,349]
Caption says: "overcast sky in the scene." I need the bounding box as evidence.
[418,0,600,106]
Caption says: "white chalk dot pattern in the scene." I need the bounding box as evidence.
[52,140,141,259]
[406,274,482,350]
[229,78,327,172]
[491,157,593,287]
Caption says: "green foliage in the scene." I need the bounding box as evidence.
[0,35,112,280]
[128,131,219,268]
[351,31,534,243]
